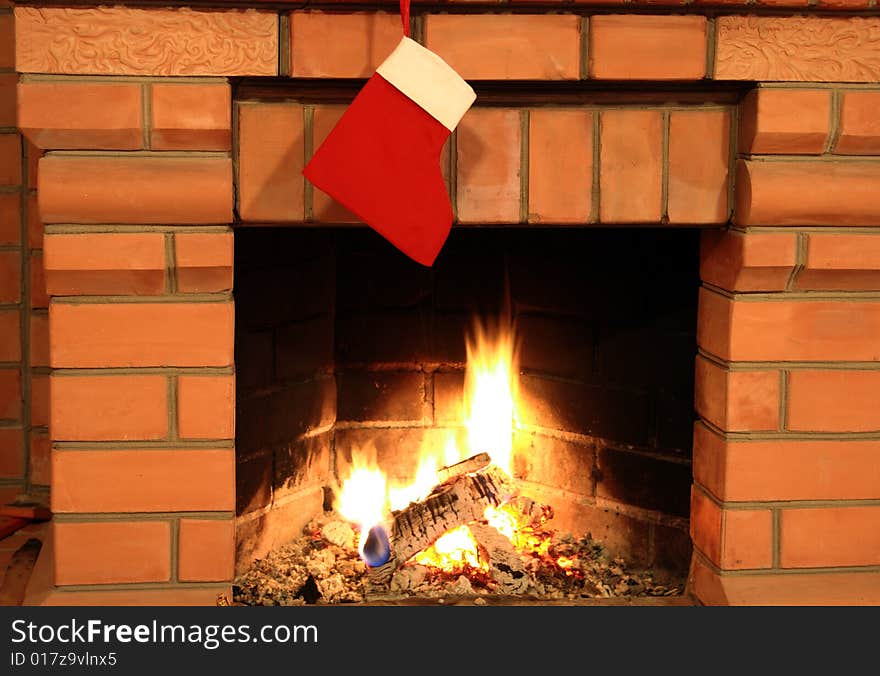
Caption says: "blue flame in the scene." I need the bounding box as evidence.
[362,525,391,567]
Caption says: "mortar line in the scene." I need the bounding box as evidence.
[519,109,529,225]
[772,509,781,569]
[697,351,880,371]
[45,225,233,235]
[303,105,314,222]
[825,88,842,155]
[784,231,808,291]
[168,375,179,441]
[278,13,290,78]
[705,17,717,80]
[693,548,880,577]
[164,233,176,294]
[695,482,880,510]
[142,83,152,150]
[21,74,238,85]
[170,516,180,584]
[742,153,880,163]
[53,511,234,522]
[52,366,233,376]
[44,150,231,159]
[579,16,590,81]
[778,369,789,432]
[51,293,232,304]
[54,440,235,450]
[698,416,880,442]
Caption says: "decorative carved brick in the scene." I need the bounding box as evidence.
[715,16,880,82]
[15,7,278,76]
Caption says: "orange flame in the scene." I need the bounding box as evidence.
[336,317,531,571]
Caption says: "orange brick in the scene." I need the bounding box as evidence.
[835,91,880,155]
[54,520,171,585]
[17,82,143,150]
[698,289,880,362]
[527,109,592,224]
[0,249,20,303]
[178,375,234,439]
[30,373,48,427]
[738,89,831,154]
[0,310,20,361]
[237,103,304,222]
[0,14,13,69]
[44,233,166,296]
[668,110,730,223]
[735,159,880,226]
[50,375,167,441]
[30,252,48,308]
[0,193,20,245]
[175,232,233,293]
[29,312,48,367]
[0,427,24,478]
[700,230,796,292]
[456,108,521,223]
[691,555,880,606]
[690,489,774,570]
[590,15,707,80]
[599,110,662,223]
[311,105,359,224]
[39,156,232,224]
[52,449,234,513]
[0,74,16,127]
[694,423,880,502]
[50,302,233,368]
[0,133,21,186]
[178,519,234,582]
[0,368,21,420]
[150,83,231,151]
[781,506,880,568]
[788,370,880,432]
[29,430,50,485]
[694,356,779,432]
[290,11,400,78]
[798,233,880,291]
[426,14,581,80]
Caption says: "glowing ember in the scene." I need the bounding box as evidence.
[413,525,487,574]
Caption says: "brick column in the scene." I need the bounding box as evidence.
[691,87,880,605]
[15,5,277,604]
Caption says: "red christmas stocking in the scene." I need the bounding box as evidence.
[302,11,476,267]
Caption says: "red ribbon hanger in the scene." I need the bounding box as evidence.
[400,0,411,37]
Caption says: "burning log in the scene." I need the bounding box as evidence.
[470,523,529,595]
[367,457,516,586]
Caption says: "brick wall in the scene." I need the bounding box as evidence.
[692,86,880,604]
[10,5,880,604]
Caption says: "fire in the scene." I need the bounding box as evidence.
[336,317,539,574]
[463,320,518,475]
[413,526,488,574]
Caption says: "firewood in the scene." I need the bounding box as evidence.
[435,452,491,484]
[470,523,529,594]
[368,462,516,586]
[0,538,42,606]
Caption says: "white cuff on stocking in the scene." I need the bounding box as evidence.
[377,37,476,132]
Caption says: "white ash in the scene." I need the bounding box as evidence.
[233,512,685,606]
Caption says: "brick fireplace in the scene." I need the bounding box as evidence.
[3,2,879,605]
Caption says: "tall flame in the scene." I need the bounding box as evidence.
[335,316,521,568]
[463,319,518,475]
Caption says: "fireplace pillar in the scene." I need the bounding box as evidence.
[10,5,880,605]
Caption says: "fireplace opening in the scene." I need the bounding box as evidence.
[233,226,699,604]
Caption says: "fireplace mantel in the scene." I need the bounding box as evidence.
[2,2,879,605]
